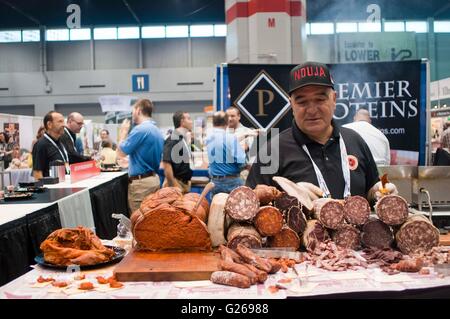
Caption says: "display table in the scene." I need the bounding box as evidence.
[1,168,34,187]
[0,171,128,286]
[1,255,449,299]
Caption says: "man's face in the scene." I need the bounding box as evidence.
[181,113,193,131]
[290,85,336,138]
[100,131,109,140]
[49,113,66,137]
[226,109,240,129]
[68,115,84,133]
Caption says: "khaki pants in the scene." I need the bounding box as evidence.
[162,178,191,194]
[128,174,161,213]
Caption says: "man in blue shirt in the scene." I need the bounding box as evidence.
[117,99,164,213]
[206,111,247,196]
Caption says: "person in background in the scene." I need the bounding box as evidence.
[162,111,193,193]
[206,111,247,196]
[100,141,117,166]
[60,112,91,163]
[441,122,450,151]
[343,108,391,166]
[247,61,397,203]
[95,129,117,151]
[31,126,45,151]
[32,111,68,179]
[117,99,164,213]
[0,132,13,169]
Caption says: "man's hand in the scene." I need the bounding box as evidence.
[119,119,131,142]
[368,181,399,202]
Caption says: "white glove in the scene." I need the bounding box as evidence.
[369,181,398,202]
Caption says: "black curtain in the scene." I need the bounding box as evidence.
[89,174,129,239]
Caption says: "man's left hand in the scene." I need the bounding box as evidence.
[369,181,399,202]
[119,119,131,142]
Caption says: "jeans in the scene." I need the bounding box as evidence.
[210,177,244,196]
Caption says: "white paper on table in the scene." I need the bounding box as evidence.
[288,282,319,294]
[328,272,367,281]
[30,282,53,288]
[172,280,213,288]
[372,274,415,283]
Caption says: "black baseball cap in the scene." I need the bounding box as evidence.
[288,61,334,94]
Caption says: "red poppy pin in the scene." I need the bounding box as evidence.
[347,155,358,170]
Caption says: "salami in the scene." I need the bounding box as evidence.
[275,192,300,213]
[313,198,344,230]
[343,196,370,226]
[242,264,268,283]
[219,260,258,284]
[218,244,244,264]
[224,186,259,222]
[227,224,262,249]
[302,220,330,250]
[286,205,307,234]
[236,244,272,273]
[375,195,409,226]
[254,206,283,237]
[361,218,394,249]
[210,271,251,288]
[267,226,301,250]
[254,184,281,205]
[331,224,361,250]
[396,215,440,255]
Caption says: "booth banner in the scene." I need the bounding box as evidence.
[99,95,134,112]
[227,60,423,165]
[337,32,417,63]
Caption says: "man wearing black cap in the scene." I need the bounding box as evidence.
[246,61,397,202]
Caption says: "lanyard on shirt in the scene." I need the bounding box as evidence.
[181,136,195,170]
[64,127,75,148]
[44,133,69,163]
[301,133,351,199]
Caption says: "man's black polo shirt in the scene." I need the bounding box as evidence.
[246,121,379,199]
[162,131,192,183]
[32,134,67,177]
[60,128,91,164]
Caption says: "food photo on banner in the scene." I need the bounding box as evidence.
[225,60,426,165]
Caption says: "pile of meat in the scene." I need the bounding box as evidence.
[210,244,292,288]
[131,187,212,251]
[40,226,115,266]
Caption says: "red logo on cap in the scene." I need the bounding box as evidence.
[293,66,326,81]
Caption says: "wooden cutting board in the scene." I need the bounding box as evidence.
[113,249,221,282]
[440,233,450,246]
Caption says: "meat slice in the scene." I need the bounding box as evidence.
[302,219,330,250]
[313,198,344,230]
[254,206,283,237]
[331,224,361,250]
[267,226,301,250]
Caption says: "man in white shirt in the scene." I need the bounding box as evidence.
[343,108,391,166]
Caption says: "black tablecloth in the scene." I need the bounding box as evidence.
[25,203,61,263]
[0,217,32,286]
[89,174,129,240]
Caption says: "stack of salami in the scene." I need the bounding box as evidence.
[207,182,440,259]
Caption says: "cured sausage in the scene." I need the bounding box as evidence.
[218,244,244,264]
[207,193,231,247]
[286,205,307,234]
[224,186,260,222]
[313,198,344,230]
[274,192,300,214]
[227,224,262,249]
[242,263,268,283]
[219,260,258,284]
[343,196,370,226]
[254,206,283,237]
[302,219,330,250]
[273,176,313,211]
[254,184,281,205]
[361,218,394,249]
[331,224,361,250]
[375,195,409,226]
[396,215,440,255]
[235,244,272,273]
[267,226,301,250]
[210,271,251,288]
[268,259,282,274]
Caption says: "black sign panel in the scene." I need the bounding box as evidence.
[227,61,423,156]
